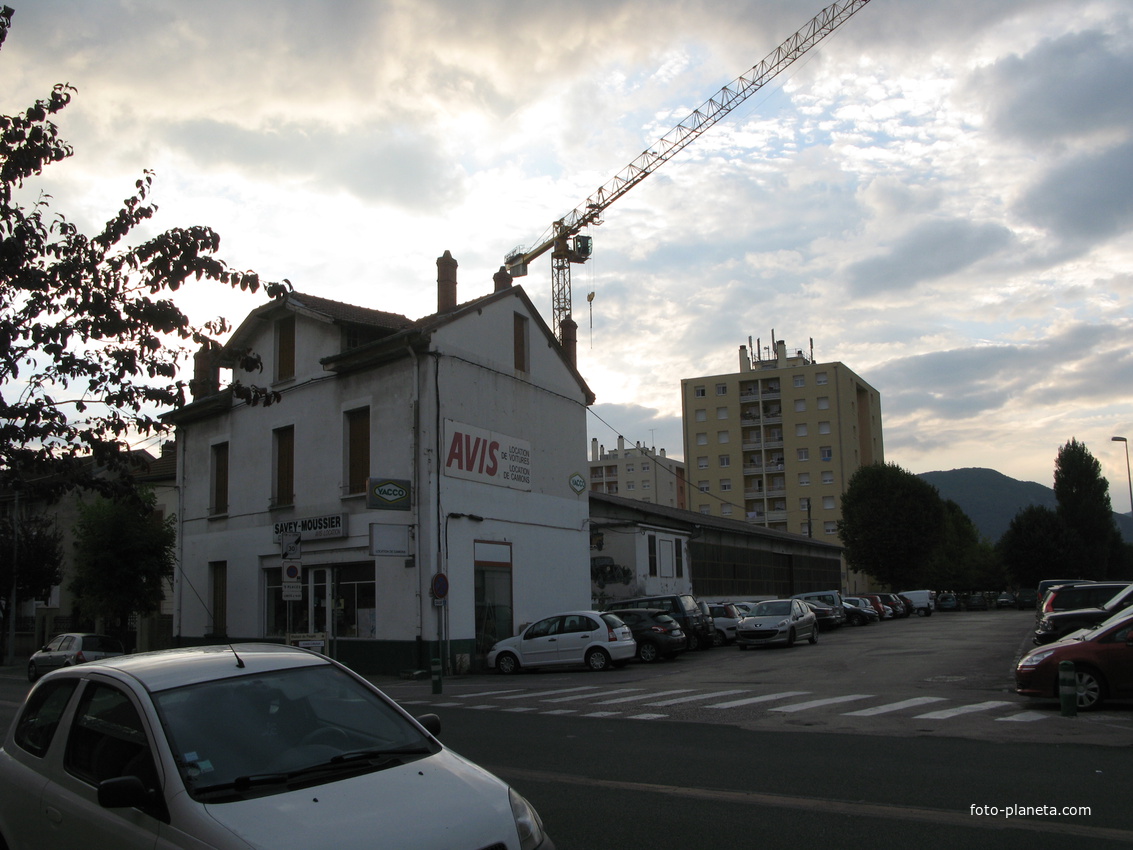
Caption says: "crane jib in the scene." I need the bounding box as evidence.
[504,0,873,338]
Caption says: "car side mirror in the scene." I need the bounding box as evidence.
[98,775,156,809]
[416,713,442,737]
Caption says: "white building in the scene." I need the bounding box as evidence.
[588,437,687,509]
[164,254,595,675]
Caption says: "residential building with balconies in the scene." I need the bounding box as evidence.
[587,436,686,509]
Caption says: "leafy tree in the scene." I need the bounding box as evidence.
[922,499,999,591]
[1053,438,1120,579]
[0,6,288,504]
[70,490,175,641]
[838,462,946,589]
[997,505,1069,589]
[0,511,63,656]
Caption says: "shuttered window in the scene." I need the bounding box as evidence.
[274,426,294,507]
[346,407,370,495]
[211,442,229,515]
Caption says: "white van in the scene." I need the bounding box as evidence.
[899,589,936,616]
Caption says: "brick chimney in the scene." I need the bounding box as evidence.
[560,316,578,368]
[437,250,458,313]
[493,266,513,292]
[189,341,220,400]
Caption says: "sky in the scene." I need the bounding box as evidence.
[6,0,1133,510]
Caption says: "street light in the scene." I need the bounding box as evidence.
[1112,436,1133,517]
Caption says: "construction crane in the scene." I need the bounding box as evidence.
[504,0,873,341]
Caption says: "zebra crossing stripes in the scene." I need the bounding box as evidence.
[843,696,948,716]
[595,688,697,705]
[646,689,748,706]
[769,694,874,712]
[913,700,1014,719]
[706,691,811,708]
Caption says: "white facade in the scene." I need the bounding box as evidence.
[166,262,594,674]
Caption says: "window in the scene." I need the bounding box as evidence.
[697,433,708,446]
[823,521,837,534]
[797,448,809,461]
[695,409,707,422]
[698,480,710,492]
[717,431,730,443]
[675,541,684,577]
[794,399,806,412]
[721,504,733,516]
[820,446,833,461]
[642,480,651,490]
[718,455,730,467]
[513,313,529,372]
[699,505,711,514]
[65,683,154,788]
[817,396,830,410]
[697,456,709,469]
[273,425,295,507]
[626,481,635,491]
[716,407,728,419]
[795,423,808,437]
[715,383,727,396]
[822,470,835,484]
[819,421,832,435]
[793,375,805,387]
[798,472,810,486]
[276,314,295,381]
[641,462,650,472]
[210,442,229,516]
[345,407,370,495]
[14,678,78,757]
[720,479,732,492]
[694,385,706,398]
[336,563,378,638]
[648,535,658,576]
[626,463,634,473]
[209,561,227,636]
[816,371,829,385]
[799,497,811,510]
[823,495,836,510]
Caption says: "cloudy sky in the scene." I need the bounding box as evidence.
[6,0,1133,508]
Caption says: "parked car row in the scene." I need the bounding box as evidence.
[1032,582,1133,646]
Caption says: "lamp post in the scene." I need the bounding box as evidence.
[1112,436,1133,517]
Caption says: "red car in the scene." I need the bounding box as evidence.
[1015,611,1133,710]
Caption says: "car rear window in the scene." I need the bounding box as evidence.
[600,613,626,629]
[83,636,124,653]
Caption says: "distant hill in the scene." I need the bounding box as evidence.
[918,468,1133,543]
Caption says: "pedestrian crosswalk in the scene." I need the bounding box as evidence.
[396,684,1052,724]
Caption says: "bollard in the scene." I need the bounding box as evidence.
[431,657,443,695]
[1058,659,1077,717]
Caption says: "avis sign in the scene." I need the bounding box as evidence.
[443,420,532,491]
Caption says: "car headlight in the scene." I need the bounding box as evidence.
[1019,649,1056,668]
[778,619,790,628]
[509,788,547,850]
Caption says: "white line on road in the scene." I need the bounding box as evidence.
[455,689,525,698]
[842,697,948,716]
[707,691,811,709]
[914,700,1014,719]
[995,711,1048,722]
[543,688,642,703]
[627,713,669,720]
[647,689,749,706]
[769,694,874,713]
[595,689,696,705]
[497,686,599,700]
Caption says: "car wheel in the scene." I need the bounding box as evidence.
[1072,668,1107,711]
[686,632,700,652]
[27,661,38,682]
[785,628,796,648]
[712,630,725,647]
[808,627,818,645]
[637,641,660,663]
[495,652,520,675]
[585,647,611,672]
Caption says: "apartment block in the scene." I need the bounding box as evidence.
[681,338,883,591]
[588,436,687,509]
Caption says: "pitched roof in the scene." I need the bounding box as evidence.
[286,292,412,331]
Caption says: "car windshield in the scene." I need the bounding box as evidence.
[752,601,791,617]
[154,664,436,801]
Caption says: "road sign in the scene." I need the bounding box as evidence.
[431,572,449,599]
[281,531,301,559]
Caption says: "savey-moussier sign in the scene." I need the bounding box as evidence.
[443,419,532,491]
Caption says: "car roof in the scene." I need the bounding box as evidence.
[46,643,330,691]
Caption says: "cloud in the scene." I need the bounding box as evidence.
[844,218,1014,296]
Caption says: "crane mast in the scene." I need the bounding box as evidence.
[504,0,873,341]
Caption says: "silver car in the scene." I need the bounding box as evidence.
[735,599,819,648]
[487,610,635,673]
[27,633,124,681]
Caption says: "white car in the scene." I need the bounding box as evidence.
[735,599,819,648]
[487,610,636,673]
[0,644,554,850]
[707,603,742,645]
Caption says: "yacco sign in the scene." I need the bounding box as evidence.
[443,420,532,491]
[367,478,411,511]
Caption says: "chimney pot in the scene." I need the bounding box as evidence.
[493,266,513,292]
[437,250,458,313]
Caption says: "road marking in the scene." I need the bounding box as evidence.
[843,697,948,716]
[647,689,749,706]
[595,689,696,705]
[581,711,622,718]
[627,713,669,720]
[707,691,811,709]
[996,711,1048,722]
[770,694,874,712]
[914,700,1014,719]
[497,686,599,700]
[541,709,578,715]
[543,688,641,703]
[501,706,537,713]
[455,689,525,698]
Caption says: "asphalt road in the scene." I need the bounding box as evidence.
[1,609,1129,849]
